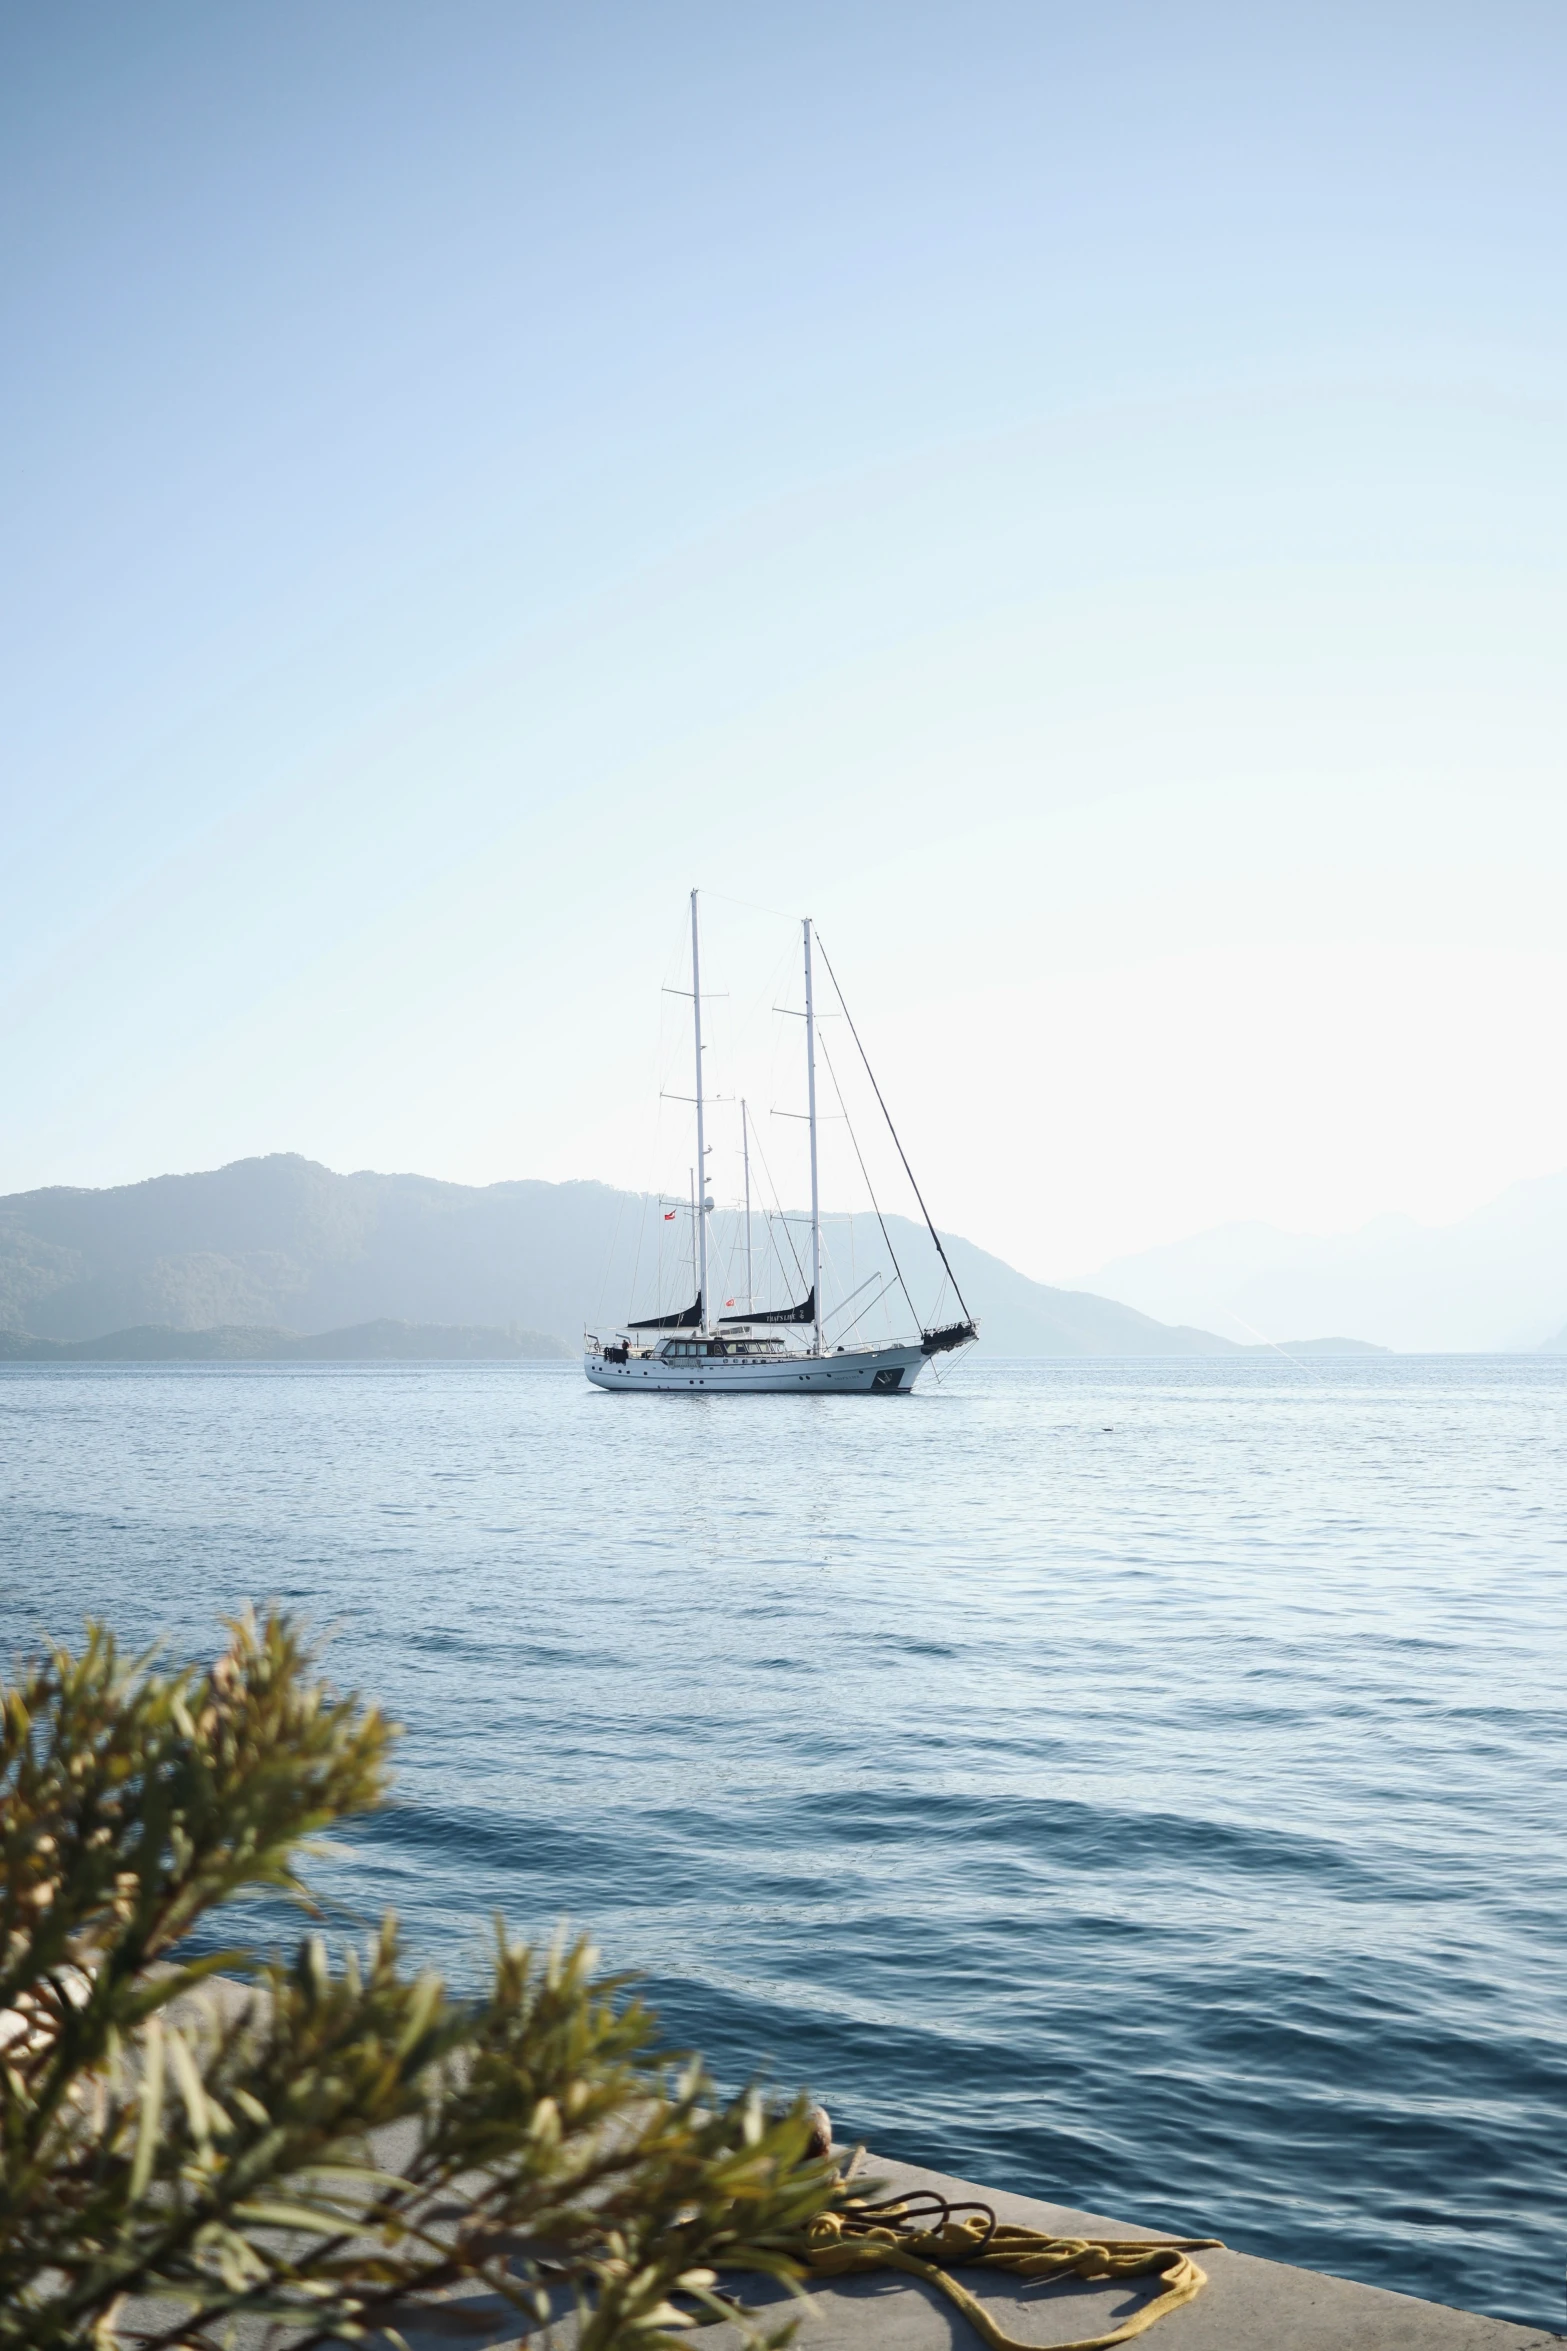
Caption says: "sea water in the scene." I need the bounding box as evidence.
[1,1355,1562,2330]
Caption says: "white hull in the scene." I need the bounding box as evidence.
[585,1341,927,1394]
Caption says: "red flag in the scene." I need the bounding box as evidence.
[663,1209,676,1220]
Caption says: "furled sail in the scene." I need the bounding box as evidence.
[629,1298,703,1330]
[921,1319,978,1356]
[720,1288,815,1326]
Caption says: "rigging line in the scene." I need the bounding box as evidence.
[760,1209,791,1305]
[727,934,797,1067]
[748,1119,809,1295]
[638,1061,681,1310]
[768,1190,809,1299]
[595,1175,629,1324]
[832,1281,892,1347]
[816,1022,921,1335]
[765,1205,806,1304]
[623,1191,658,1334]
[626,1064,669,1325]
[621,915,690,1325]
[701,885,798,925]
[823,1270,883,1327]
[814,931,973,1326]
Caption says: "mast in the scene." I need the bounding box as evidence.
[741,1097,753,1309]
[802,916,823,1356]
[812,930,976,1340]
[690,889,709,1330]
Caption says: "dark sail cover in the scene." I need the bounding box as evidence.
[921,1319,978,1356]
[628,1297,703,1330]
[720,1287,815,1326]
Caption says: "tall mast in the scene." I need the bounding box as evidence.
[741,1097,753,1308]
[802,916,823,1356]
[690,888,709,1330]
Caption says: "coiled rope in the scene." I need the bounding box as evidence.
[792,2189,1222,2351]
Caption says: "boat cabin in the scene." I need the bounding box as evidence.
[655,1334,787,1358]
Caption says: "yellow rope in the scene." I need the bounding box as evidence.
[790,2197,1223,2351]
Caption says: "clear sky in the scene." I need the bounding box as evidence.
[3,3,1564,1280]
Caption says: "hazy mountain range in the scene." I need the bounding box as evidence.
[1089,1170,1567,1352]
[0,1152,1360,1360]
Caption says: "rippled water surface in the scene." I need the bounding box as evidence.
[2,1356,1564,2329]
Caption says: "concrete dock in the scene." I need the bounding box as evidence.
[383,2145,1559,2351]
[123,1988,1563,2349]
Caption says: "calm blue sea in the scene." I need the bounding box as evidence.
[1,1356,1563,2329]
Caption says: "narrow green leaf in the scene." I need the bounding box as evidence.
[167,2026,213,2150]
[127,2017,165,2202]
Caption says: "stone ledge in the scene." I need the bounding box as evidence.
[381,2146,1559,2351]
[118,1990,1562,2351]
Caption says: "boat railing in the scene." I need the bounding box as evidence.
[584,1332,657,1361]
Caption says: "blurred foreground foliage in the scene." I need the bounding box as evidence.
[0,1612,839,2351]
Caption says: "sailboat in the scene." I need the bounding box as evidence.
[584,893,977,1394]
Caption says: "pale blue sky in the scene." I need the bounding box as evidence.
[3,4,1564,1276]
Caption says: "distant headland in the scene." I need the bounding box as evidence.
[0,1317,570,1364]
